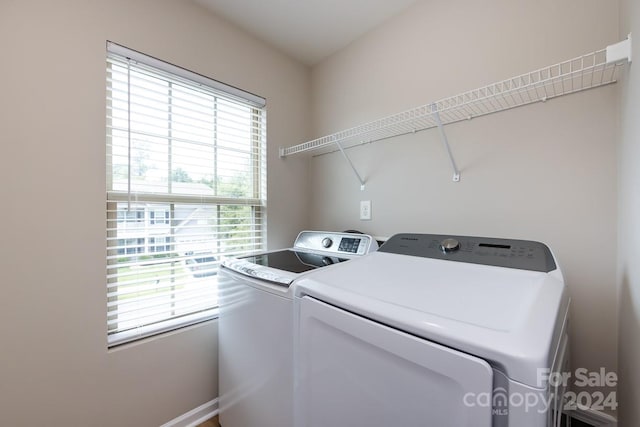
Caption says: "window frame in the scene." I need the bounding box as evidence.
[106,42,267,347]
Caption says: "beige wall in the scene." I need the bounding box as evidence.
[617,0,640,424]
[1,0,634,424]
[0,0,310,425]
[309,0,620,407]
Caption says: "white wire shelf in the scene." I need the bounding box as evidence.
[280,41,630,160]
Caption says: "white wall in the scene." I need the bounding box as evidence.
[617,0,640,424]
[309,0,619,407]
[0,0,310,425]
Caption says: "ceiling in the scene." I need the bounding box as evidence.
[195,0,420,66]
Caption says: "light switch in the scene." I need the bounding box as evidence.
[360,200,371,220]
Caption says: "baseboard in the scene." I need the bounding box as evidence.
[159,398,218,427]
[568,407,617,426]
[158,398,614,427]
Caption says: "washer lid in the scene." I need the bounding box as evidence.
[293,251,569,388]
[221,231,379,286]
[222,249,350,286]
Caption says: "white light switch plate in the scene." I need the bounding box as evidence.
[360,200,371,220]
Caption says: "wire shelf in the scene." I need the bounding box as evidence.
[280,47,626,158]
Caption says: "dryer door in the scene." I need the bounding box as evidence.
[295,296,494,427]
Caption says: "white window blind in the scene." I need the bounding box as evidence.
[106,42,267,346]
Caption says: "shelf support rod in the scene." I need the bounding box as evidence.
[335,140,366,190]
[431,105,461,182]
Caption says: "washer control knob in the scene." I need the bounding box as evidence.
[322,237,333,248]
[440,238,460,253]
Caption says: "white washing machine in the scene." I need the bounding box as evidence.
[293,233,570,427]
[218,230,378,427]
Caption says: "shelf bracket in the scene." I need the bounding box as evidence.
[606,33,632,64]
[431,105,461,182]
[335,140,366,190]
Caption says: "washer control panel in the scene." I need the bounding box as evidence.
[294,231,379,256]
[379,233,556,272]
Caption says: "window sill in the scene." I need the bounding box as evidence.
[108,308,219,348]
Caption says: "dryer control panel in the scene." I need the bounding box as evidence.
[379,233,556,272]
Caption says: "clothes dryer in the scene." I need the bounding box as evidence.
[294,233,570,427]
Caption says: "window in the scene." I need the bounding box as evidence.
[150,208,170,225]
[117,208,144,223]
[106,42,267,346]
[149,236,171,253]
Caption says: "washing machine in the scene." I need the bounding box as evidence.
[293,233,570,427]
[218,230,378,427]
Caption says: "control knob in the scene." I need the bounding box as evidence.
[440,238,460,253]
[322,237,333,248]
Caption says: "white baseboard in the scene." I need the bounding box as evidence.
[158,398,614,427]
[568,407,617,426]
[159,398,218,427]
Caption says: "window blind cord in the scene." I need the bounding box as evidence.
[127,61,132,211]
